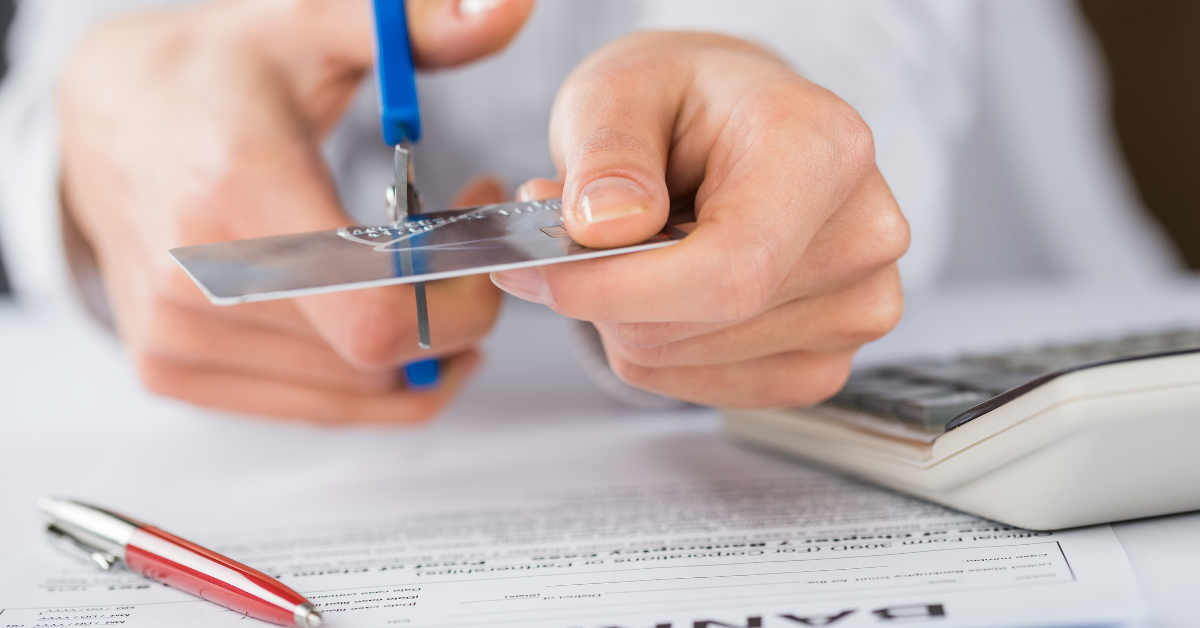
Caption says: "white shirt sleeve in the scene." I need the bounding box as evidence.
[631,0,1178,290]
[961,0,1178,285]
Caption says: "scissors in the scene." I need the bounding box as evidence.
[372,0,438,388]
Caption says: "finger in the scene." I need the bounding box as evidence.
[408,0,535,68]
[295,274,500,370]
[143,298,401,393]
[216,151,425,370]
[292,172,507,370]
[169,164,492,375]
[515,177,563,202]
[502,167,899,326]
[136,350,482,425]
[282,167,504,371]
[599,264,902,368]
[486,177,562,293]
[588,170,908,348]
[451,174,507,207]
[247,0,535,72]
[769,167,908,307]
[163,269,496,370]
[178,299,322,343]
[536,158,891,325]
[154,268,324,340]
[603,343,854,409]
[542,34,879,323]
[161,88,441,371]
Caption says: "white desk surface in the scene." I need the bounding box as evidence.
[2,279,1199,626]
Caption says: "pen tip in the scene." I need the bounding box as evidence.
[295,604,322,628]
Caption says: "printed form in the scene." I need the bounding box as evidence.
[0,416,1146,628]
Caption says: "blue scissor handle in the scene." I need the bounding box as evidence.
[372,0,422,145]
[404,360,441,389]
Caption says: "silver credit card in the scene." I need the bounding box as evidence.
[170,198,686,305]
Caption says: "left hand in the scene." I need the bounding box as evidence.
[492,32,910,408]
[59,0,531,423]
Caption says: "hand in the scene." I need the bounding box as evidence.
[493,33,909,408]
[60,0,533,423]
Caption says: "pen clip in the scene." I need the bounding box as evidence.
[45,522,122,570]
[38,497,141,572]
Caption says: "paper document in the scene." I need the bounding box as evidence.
[0,421,1146,628]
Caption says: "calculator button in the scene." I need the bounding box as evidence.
[895,390,992,429]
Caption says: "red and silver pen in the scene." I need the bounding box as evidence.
[38,497,322,628]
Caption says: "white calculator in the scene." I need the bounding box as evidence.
[723,328,1200,530]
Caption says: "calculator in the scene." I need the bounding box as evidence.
[723,328,1200,530]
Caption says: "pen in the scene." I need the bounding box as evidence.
[373,0,439,385]
[38,497,322,628]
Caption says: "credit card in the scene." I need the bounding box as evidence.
[170,198,687,306]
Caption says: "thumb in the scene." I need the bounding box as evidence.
[408,0,536,69]
[551,35,684,249]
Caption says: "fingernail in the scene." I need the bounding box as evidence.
[577,177,651,225]
[490,268,554,308]
[459,0,506,16]
[515,182,536,203]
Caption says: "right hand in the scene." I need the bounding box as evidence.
[59,0,534,423]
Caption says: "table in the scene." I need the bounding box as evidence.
[2,280,1199,626]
